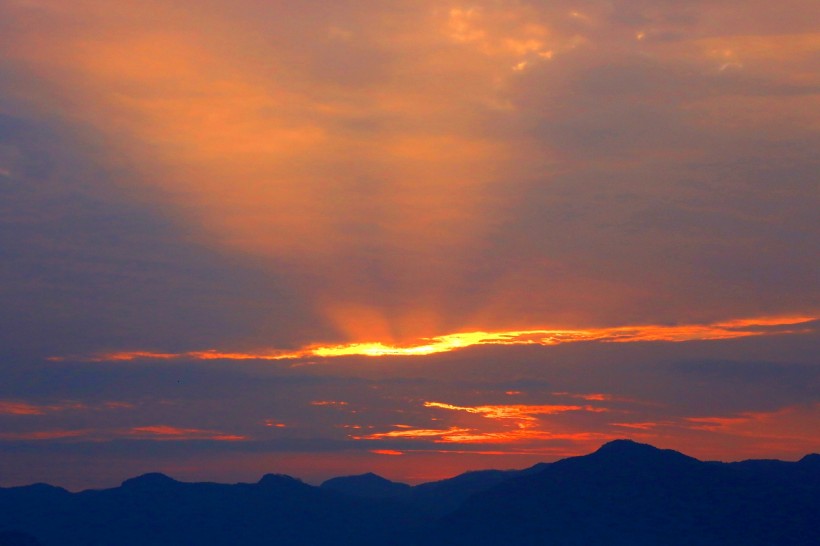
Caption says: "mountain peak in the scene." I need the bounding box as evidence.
[321,472,410,498]
[798,453,820,465]
[120,473,178,489]
[322,472,395,485]
[14,483,67,493]
[257,473,304,487]
[591,439,698,465]
[595,439,655,453]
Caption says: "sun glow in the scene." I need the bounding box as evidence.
[52,314,817,363]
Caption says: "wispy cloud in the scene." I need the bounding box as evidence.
[0,400,133,415]
[609,403,820,459]
[353,398,615,445]
[128,426,247,442]
[0,425,247,443]
[424,401,608,420]
[0,401,54,415]
[0,429,92,441]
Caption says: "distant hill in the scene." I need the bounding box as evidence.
[433,440,820,545]
[407,464,549,516]
[0,440,817,546]
[320,466,546,516]
[320,472,410,499]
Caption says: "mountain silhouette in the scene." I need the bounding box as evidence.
[321,465,551,515]
[0,440,816,546]
[407,464,549,516]
[321,472,411,499]
[433,439,819,545]
[120,472,179,490]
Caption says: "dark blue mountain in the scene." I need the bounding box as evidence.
[119,472,179,490]
[408,464,549,516]
[320,463,550,516]
[320,472,411,499]
[0,531,43,546]
[0,440,817,546]
[0,471,420,545]
[433,439,820,545]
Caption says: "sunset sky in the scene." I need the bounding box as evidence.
[1,0,818,490]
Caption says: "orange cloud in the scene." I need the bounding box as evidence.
[128,426,247,442]
[354,397,617,446]
[682,404,820,442]
[356,400,819,454]
[611,421,670,431]
[370,449,404,456]
[0,401,49,415]
[424,401,607,420]
[553,392,656,405]
[435,430,621,444]
[0,429,91,441]
[609,404,820,444]
[553,393,613,402]
[356,424,619,445]
[606,404,820,461]
[0,400,105,415]
[357,426,472,440]
[103,402,136,410]
[0,425,247,443]
[263,420,287,428]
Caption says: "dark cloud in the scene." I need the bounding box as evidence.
[0,113,330,358]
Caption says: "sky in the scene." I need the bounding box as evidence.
[0,0,818,490]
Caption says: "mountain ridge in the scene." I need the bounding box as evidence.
[1,440,817,546]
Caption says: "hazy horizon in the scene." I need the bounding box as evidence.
[5,438,819,493]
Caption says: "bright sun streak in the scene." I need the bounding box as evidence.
[51,315,817,363]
